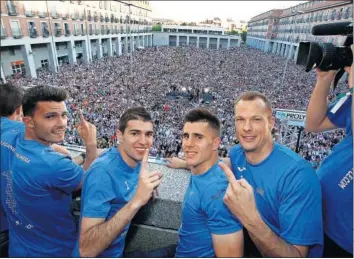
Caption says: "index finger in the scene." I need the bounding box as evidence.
[219,162,237,185]
[140,148,150,173]
[78,109,87,125]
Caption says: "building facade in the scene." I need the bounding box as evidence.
[0,0,153,81]
[246,0,352,61]
[153,25,241,49]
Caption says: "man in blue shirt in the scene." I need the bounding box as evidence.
[220,91,323,258]
[306,66,353,257]
[168,92,323,257]
[0,83,24,257]
[1,85,97,257]
[175,108,243,257]
[76,107,163,257]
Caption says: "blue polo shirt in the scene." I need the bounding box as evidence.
[317,95,353,254]
[73,147,141,257]
[1,130,83,257]
[229,143,323,257]
[1,117,25,232]
[175,162,242,257]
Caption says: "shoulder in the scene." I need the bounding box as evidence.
[201,166,228,202]
[85,148,118,180]
[229,144,243,159]
[272,143,312,169]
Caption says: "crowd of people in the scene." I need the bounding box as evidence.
[6,45,348,168]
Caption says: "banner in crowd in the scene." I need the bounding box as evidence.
[275,109,306,127]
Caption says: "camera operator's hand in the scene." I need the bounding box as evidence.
[315,68,337,86]
[344,66,352,88]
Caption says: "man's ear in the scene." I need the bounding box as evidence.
[213,137,221,151]
[116,130,123,144]
[14,106,23,122]
[22,116,35,129]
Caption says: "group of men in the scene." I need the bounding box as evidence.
[0,64,352,257]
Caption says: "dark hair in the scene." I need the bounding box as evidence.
[22,85,68,116]
[183,108,220,136]
[118,107,152,133]
[234,91,272,112]
[0,83,24,117]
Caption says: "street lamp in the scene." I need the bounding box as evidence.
[280,10,304,88]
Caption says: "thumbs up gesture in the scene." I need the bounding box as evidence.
[132,149,163,208]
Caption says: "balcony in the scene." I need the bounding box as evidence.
[105,16,109,22]
[52,11,60,19]
[94,15,98,22]
[25,10,35,17]
[100,15,104,22]
[81,30,86,36]
[65,29,71,36]
[6,1,17,16]
[88,15,92,21]
[111,16,114,23]
[11,28,23,39]
[63,13,70,20]
[1,29,7,39]
[29,28,38,38]
[73,29,79,36]
[106,29,110,34]
[55,29,62,37]
[38,11,47,18]
[101,28,105,34]
[89,29,93,35]
[79,14,85,21]
[94,29,99,35]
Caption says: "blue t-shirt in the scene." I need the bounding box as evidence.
[317,95,353,254]
[175,163,242,258]
[72,147,141,258]
[0,131,84,257]
[229,143,323,257]
[1,117,25,232]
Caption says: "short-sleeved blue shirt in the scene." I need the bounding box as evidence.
[0,117,25,232]
[230,143,323,257]
[317,95,353,253]
[1,131,83,257]
[175,162,242,258]
[73,147,141,257]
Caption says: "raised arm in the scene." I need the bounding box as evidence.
[79,149,163,257]
[305,69,338,133]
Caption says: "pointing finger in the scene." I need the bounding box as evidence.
[219,162,237,185]
[140,148,150,174]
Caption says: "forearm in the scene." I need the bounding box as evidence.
[244,212,303,257]
[72,155,84,165]
[306,79,331,132]
[82,143,97,171]
[79,200,141,257]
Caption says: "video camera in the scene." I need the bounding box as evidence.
[296,21,353,89]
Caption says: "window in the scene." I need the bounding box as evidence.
[12,62,25,74]
[28,21,37,37]
[40,21,49,37]
[331,9,336,20]
[41,59,49,67]
[10,20,21,37]
[337,8,343,20]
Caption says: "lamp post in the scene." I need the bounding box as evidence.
[280,10,304,89]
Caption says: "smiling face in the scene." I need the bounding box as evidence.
[23,101,68,145]
[117,119,154,167]
[235,98,275,155]
[182,121,220,174]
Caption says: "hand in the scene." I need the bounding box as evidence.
[77,110,97,146]
[132,149,163,208]
[165,157,187,169]
[315,68,337,84]
[219,162,259,225]
[344,66,352,89]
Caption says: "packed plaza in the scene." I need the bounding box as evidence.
[6,45,348,168]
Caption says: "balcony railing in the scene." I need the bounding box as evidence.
[63,13,70,20]
[25,10,35,17]
[52,11,60,19]
[11,28,23,39]
[55,28,62,37]
[7,1,17,16]
[65,29,71,36]
[1,29,7,39]
[38,11,47,18]
[29,28,38,38]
